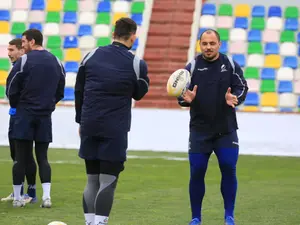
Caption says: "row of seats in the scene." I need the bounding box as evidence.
[243,67,300,81]
[246,79,300,93]
[0,0,145,13]
[202,4,299,18]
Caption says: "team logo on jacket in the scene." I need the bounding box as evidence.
[220,64,227,72]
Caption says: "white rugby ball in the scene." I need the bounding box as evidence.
[48,222,67,225]
[166,69,191,97]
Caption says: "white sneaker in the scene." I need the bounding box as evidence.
[40,198,52,208]
[12,199,25,208]
[1,193,14,202]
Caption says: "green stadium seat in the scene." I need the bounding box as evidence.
[96,13,110,24]
[218,4,233,16]
[97,37,111,47]
[251,18,265,30]
[64,0,78,12]
[217,28,229,41]
[0,58,10,71]
[260,80,276,93]
[49,49,63,61]
[47,36,62,49]
[11,22,26,35]
[248,42,263,54]
[131,2,145,14]
[0,86,5,99]
[46,12,60,23]
[244,67,259,79]
[280,31,295,42]
[284,6,298,18]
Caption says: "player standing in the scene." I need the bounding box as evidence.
[75,18,149,225]
[177,29,248,225]
[6,29,65,208]
[1,38,37,204]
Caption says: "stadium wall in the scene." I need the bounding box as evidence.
[0,105,299,157]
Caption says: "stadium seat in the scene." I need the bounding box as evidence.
[64,62,79,73]
[46,12,60,23]
[234,4,250,17]
[63,12,77,24]
[97,37,111,47]
[265,43,279,55]
[0,70,7,85]
[78,25,92,36]
[251,5,265,17]
[0,21,9,33]
[11,10,28,22]
[297,32,300,44]
[131,14,143,26]
[283,56,297,69]
[248,30,261,42]
[11,22,26,35]
[247,54,264,67]
[261,68,275,80]
[232,54,245,67]
[217,29,229,41]
[268,6,282,17]
[79,0,95,12]
[132,39,139,51]
[14,0,29,10]
[200,15,215,28]
[47,0,62,12]
[230,28,247,41]
[201,3,216,15]
[0,10,10,21]
[251,18,265,30]
[216,16,233,28]
[46,36,61,48]
[79,12,95,25]
[0,46,6,57]
[298,97,300,108]
[295,69,300,80]
[197,28,207,39]
[63,87,75,101]
[284,6,298,18]
[234,17,248,29]
[280,43,297,56]
[93,24,110,37]
[113,1,129,13]
[247,79,260,92]
[64,0,78,12]
[96,12,110,24]
[229,41,247,54]
[244,67,259,79]
[49,49,63,61]
[97,1,111,13]
[261,80,276,92]
[280,107,294,112]
[44,23,59,35]
[298,46,300,57]
[65,48,81,62]
[278,81,293,93]
[65,72,76,87]
[31,0,45,10]
[277,67,294,81]
[0,58,9,71]
[264,55,281,68]
[113,13,127,24]
[64,36,78,48]
[0,34,13,46]
[266,17,283,30]
[0,85,5,98]
[248,42,262,54]
[244,92,259,106]
[219,41,228,54]
[60,24,76,36]
[263,30,280,42]
[242,106,259,112]
[29,23,42,31]
[131,2,145,14]
[261,93,278,107]
[294,80,300,94]
[284,19,298,31]
[280,30,295,42]
[218,4,232,16]
[28,11,44,23]
[0,0,12,9]
[279,93,297,108]
[79,36,96,49]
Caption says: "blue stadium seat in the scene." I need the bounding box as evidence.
[298,46,300,57]
[63,12,77,24]
[131,14,143,25]
[284,19,298,31]
[244,92,259,106]
[280,108,293,112]
[278,81,293,93]
[65,62,79,73]
[63,36,78,48]
[29,23,42,31]
[232,54,245,67]
[283,56,298,69]
[197,28,208,39]
[63,87,75,101]
[298,96,300,108]
[0,10,10,21]
[201,3,216,15]
[131,39,139,51]
[234,17,248,29]
[251,5,265,17]
[15,34,22,38]
[248,30,261,42]
[78,25,92,36]
[298,32,300,44]
[31,0,45,10]
[97,1,111,12]
[268,6,282,17]
[261,68,275,80]
[220,41,228,54]
[264,43,279,55]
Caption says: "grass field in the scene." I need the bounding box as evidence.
[0,146,299,225]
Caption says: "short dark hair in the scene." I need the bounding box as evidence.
[22,29,43,46]
[114,18,137,41]
[199,29,220,42]
[9,38,22,49]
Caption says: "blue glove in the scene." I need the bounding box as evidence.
[9,108,16,116]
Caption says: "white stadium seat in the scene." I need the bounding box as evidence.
[93,24,110,37]
[247,79,260,92]
[247,54,264,67]
[263,30,280,42]
[266,17,283,30]
[28,11,45,23]
[280,43,297,56]
[79,12,96,25]
[279,93,297,108]
[79,0,95,12]
[230,28,247,41]
[44,23,59,35]
[0,34,13,46]
[60,24,77,36]
[277,67,294,81]
[79,36,96,49]
[216,16,233,28]
[0,0,12,9]
[199,15,215,28]
[113,1,129,13]
[11,10,28,22]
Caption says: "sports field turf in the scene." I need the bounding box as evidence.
[0,147,299,225]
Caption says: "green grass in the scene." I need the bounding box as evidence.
[0,147,299,225]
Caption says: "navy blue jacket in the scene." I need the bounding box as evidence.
[178,53,248,134]
[6,50,66,115]
[75,42,149,138]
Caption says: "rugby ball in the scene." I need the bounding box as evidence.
[48,222,67,225]
[166,69,191,97]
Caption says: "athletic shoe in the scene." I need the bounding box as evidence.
[225,216,235,225]
[188,218,201,225]
[1,193,14,202]
[40,198,52,208]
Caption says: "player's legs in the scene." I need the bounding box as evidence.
[214,131,239,225]
[24,145,37,203]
